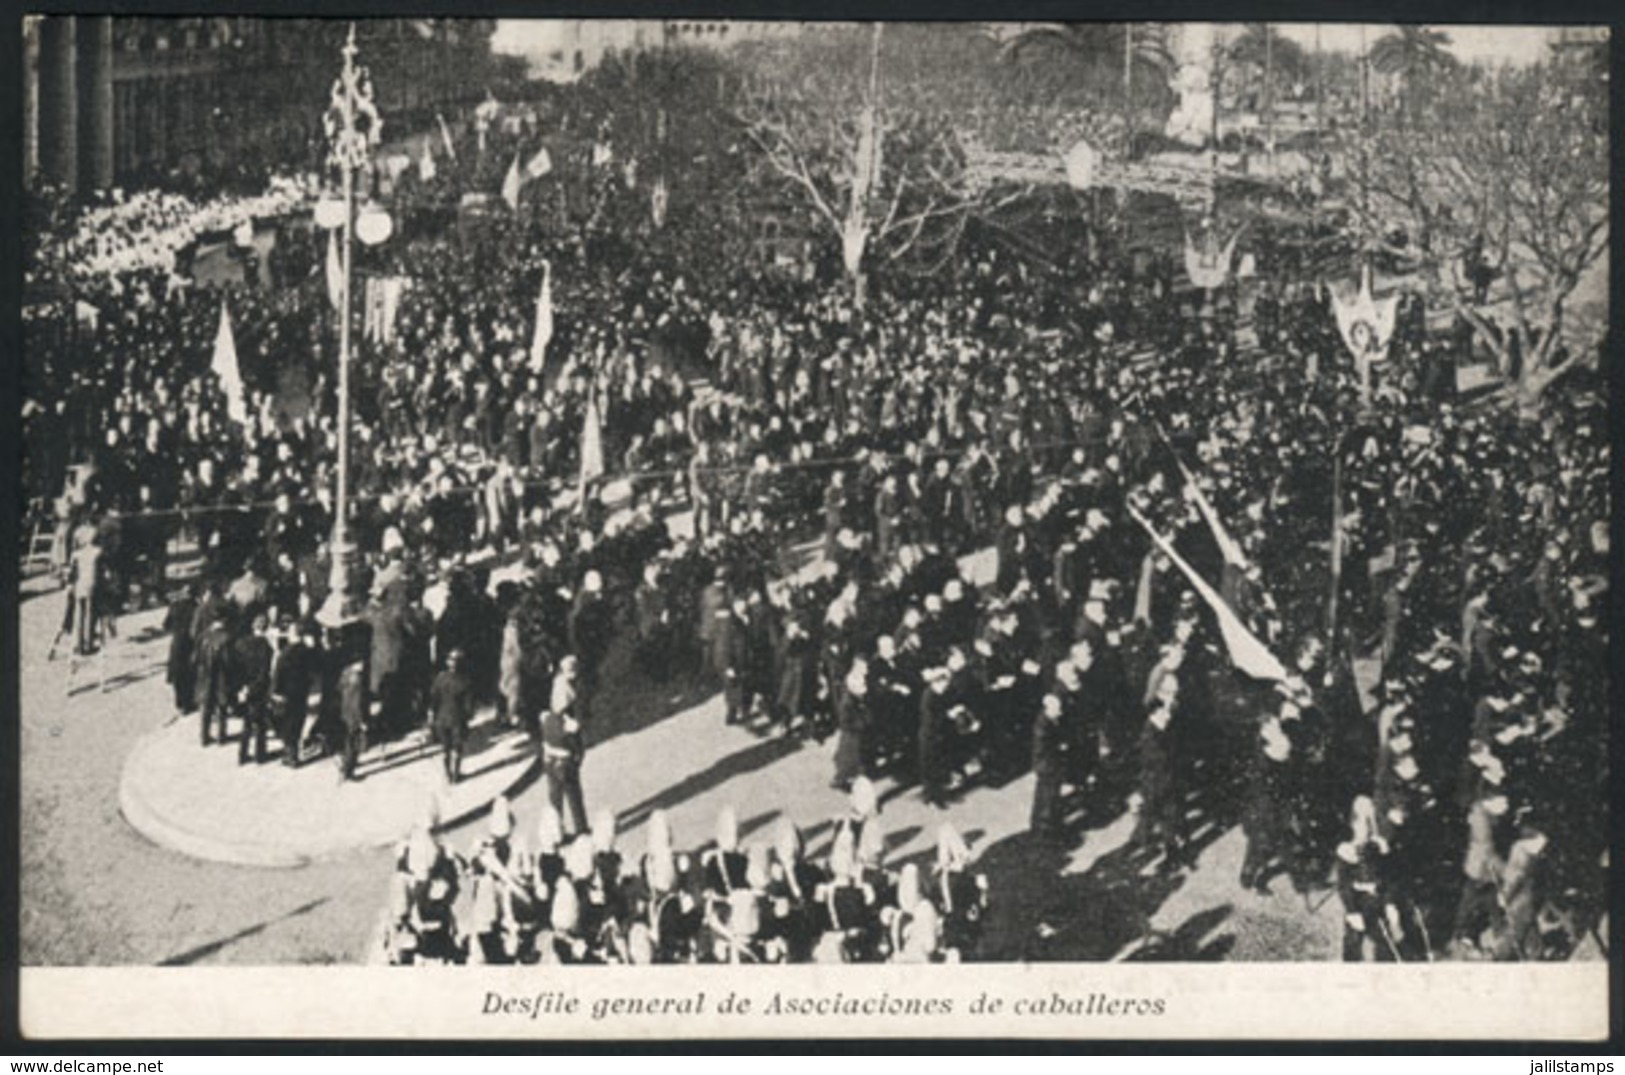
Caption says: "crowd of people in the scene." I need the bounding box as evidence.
[37,175,311,282]
[23,59,1608,966]
[380,783,988,965]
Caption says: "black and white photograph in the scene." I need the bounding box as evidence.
[14,12,1612,1038]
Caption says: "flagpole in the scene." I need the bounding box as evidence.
[318,23,387,627]
[1326,430,1345,645]
[333,30,357,622]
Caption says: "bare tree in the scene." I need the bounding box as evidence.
[733,25,1031,305]
[1335,59,1606,413]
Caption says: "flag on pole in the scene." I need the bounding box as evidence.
[418,145,437,182]
[501,153,523,212]
[325,230,343,310]
[1151,419,1250,570]
[1184,468,1249,570]
[212,301,247,426]
[577,389,605,509]
[436,112,458,162]
[1184,226,1243,290]
[1330,264,1399,377]
[1128,506,1287,683]
[524,146,553,179]
[530,261,553,372]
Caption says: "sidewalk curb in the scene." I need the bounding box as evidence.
[118,727,545,869]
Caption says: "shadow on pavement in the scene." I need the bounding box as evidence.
[615,734,803,832]
[157,896,331,966]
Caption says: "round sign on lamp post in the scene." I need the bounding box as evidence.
[314,196,346,230]
[356,205,393,246]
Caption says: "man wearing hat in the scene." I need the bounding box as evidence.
[233,612,275,766]
[568,569,613,699]
[269,614,314,768]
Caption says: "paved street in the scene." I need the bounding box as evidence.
[19,561,1343,966]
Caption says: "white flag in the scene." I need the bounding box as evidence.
[325,230,343,310]
[436,112,458,162]
[530,262,553,372]
[524,146,553,179]
[501,153,522,212]
[1128,506,1287,683]
[418,145,437,182]
[212,301,247,426]
[1162,436,1250,570]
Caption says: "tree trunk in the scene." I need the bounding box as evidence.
[852,266,868,311]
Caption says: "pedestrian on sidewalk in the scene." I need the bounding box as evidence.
[429,648,476,783]
[541,656,588,836]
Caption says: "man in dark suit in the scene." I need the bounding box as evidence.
[567,570,614,698]
[234,613,275,765]
[1030,693,1069,839]
[429,648,477,783]
[542,656,589,836]
[270,617,314,767]
[164,583,199,714]
[1133,673,1187,868]
[194,593,235,747]
[874,475,903,563]
[338,655,369,781]
[369,585,411,739]
[696,567,729,681]
[822,469,850,560]
[721,596,760,726]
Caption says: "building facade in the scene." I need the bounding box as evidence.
[26,17,503,197]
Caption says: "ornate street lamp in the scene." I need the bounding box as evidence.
[316,23,390,627]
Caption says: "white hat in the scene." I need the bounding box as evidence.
[488,795,514,839]
[715,805,739,853]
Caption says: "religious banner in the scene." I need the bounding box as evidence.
[364,276,411,345]
[1330,265,1400,366]
[1184,224,1243,290]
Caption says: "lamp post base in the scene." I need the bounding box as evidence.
[315,538,362,628]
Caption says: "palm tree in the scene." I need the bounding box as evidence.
[1226,23,1310,98]
[998,22,1176,149]
[999,22,1175,97]
[1223,22,1310,153]
[1368,25,1458,114]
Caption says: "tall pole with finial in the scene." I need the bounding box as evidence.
[1123,23,1134,148]
[1264,22,1274,170]
[319,23,385,626]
